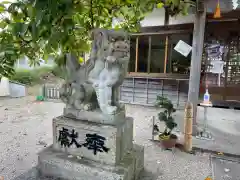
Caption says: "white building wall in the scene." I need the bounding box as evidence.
[112,8,195,28]
[140,0,235,27]
[113,0,236,28]
[15,56,55,70]
[140,8,195,27]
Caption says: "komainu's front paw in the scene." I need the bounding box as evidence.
[106,106,117,115]
[84,104,92,111]
[107,83,112,87]
[93,82,99,88]
[106,56,116,63]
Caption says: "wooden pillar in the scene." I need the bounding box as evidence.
[223,45,230,100]
[147,36,152,73]
[168,43,173,73]
[164,36,169,73]
[187,7,206,136]
[135,37,139,72]
[164,7,169,74]
[184,102,193,152]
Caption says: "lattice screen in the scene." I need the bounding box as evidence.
[202,33,240,86]
[227,36,240,85]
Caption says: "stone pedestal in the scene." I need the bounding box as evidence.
[63,107,126,125]
[20,29,145,180]
[52,115,133,165]
[37,115,144,180]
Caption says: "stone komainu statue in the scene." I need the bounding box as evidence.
[59,29,130,115]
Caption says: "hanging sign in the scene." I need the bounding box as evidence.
[206,43,225,74]
[174,40,192,57]
[206,43,225,86]
[206,44,224,58]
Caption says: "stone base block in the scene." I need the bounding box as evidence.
[53,116,133,165]
[132,144,144,180]
[63,107,126,125]
[38,144,144,180]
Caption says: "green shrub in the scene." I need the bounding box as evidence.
[10,66,66,85]
[10,69,38,85]
[10,66,53,85]
[51,65,66,79]
[156,96,177,137]
[34,66,54,76]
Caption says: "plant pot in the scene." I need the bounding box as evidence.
[159,134,178,149]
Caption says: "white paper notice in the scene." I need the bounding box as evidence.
[174,40,192,57]
[210,60,225,87]
[210,60,224,74]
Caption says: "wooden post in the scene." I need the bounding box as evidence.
[135,37,139,72]
[164,36,169,73]
[184,102,193,152]
[164,7,169,74]
[187,7,206,136]
[223,45,230,100]
[147,36,152,73]
[169,43,173,73]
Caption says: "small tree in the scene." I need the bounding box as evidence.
[156,96,177,137]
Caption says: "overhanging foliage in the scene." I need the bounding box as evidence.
[0,0,195,77]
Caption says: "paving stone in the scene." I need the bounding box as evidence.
[211,155,240,180]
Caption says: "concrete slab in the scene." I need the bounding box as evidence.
[174,107,240,156]
[14,143,144,180]
[38,146,128,180]
[211,155,240,180]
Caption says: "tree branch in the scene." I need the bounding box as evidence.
[90,0,94,29]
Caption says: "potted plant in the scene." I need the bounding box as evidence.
[156,96,178,149]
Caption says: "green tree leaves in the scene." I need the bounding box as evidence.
[162,0,195,16]
[0,0,195,78]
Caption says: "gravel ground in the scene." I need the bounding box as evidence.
[0,97,212,180]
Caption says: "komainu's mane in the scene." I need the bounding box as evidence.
[84,29,108,76]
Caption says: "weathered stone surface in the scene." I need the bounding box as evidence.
[38,146,126,180]
[132,144,144,180]
[120,118,134,159]
[52,115,133,165]
[13,167,40,180]
[59,29,130,119]
[37,144,143,180]
[63,106,126,125]
[18,29,143,180]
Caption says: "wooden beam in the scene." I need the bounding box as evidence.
[127,72,189,80]
[147,36,152,73]
[131,29,192,36]
[223,44,230,100]
[164,36,169,74]
[135,37,139,72]
[206,20,240,33]
[168,43,173,73]
[207,18,238,22]
[140,23,193,32]
[188,6,207,136]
